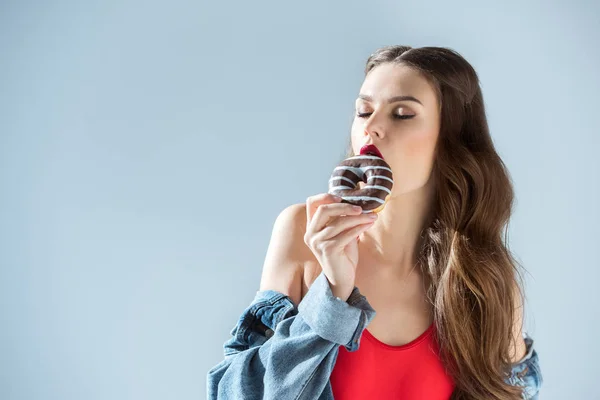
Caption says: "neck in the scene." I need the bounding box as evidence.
[360,175,436,277]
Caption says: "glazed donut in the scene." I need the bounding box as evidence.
[327,145,394,213]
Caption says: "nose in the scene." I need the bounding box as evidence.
[363,115,386,140]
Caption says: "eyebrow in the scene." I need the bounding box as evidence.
[357,94,423,106]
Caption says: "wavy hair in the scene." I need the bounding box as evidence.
[343,46,530,399]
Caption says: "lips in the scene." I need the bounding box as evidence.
[359,144,384,159]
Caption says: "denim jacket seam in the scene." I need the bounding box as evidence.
[223,292,297,357]
[294,362,322,400]
[240,296,295,334]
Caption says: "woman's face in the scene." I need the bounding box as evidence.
[351,63,441,194]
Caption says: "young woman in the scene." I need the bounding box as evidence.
[208,45,542,400]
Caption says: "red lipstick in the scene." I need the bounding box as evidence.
[359,144,383,159]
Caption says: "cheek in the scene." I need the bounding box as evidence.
[401,128,437,158]
[389,129,438,189]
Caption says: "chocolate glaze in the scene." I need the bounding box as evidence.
[327,154,394,212]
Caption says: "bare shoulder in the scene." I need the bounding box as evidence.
[258,203,318,307]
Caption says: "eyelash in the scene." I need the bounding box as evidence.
[356,112,415,120]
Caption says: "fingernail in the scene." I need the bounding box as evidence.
[352,205,362,211]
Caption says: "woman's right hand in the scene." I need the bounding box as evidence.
[303,193,378,301]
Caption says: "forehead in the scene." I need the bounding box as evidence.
[358,63,437,107]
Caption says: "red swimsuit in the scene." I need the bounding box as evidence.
[330,323,455,399]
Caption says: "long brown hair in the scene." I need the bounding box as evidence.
[345,46,529,399]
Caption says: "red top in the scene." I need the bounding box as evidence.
[330,322,455,399]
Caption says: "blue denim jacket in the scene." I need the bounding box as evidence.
[207,270,543,399]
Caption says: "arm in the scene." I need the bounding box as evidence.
[206,205,376,400]
[207,270,375,400]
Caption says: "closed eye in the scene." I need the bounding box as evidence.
[356,112,415,120]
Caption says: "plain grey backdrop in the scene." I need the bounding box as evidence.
[1,0,598,399]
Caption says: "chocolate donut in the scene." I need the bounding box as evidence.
[327,146,394,213]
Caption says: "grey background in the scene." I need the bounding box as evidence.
[1,0,598,399]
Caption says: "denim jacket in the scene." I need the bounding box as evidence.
[207,270,543,399]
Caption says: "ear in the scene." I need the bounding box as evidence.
[509,283,527,364]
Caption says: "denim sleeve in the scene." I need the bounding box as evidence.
[206,270,376,400]
[504,333,543,399]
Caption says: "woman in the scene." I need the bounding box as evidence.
[207,45,542,400]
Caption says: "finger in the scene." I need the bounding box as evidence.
[330,221,375,248]
[319,213,377,240]
[306,193,342,224]
[311,202,363,233]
